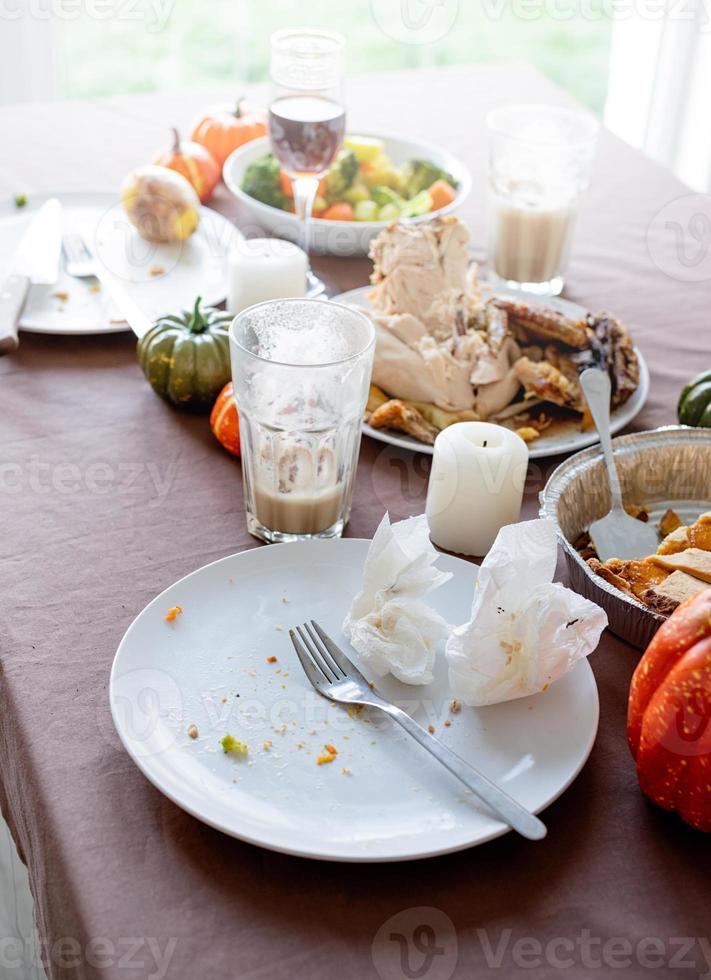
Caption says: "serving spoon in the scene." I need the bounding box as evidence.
[579,368,658,562]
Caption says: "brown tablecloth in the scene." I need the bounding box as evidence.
[1,65,710,980]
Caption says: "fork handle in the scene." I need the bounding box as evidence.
[580,368,624,512]
[385,705,547,840]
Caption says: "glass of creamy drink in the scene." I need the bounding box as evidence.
[230,298,375,543]
[487,104,599,296]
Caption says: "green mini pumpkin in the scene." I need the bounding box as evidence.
[678,370,711,427]
[137,297,233,412]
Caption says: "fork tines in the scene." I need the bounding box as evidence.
[289,621,347,684]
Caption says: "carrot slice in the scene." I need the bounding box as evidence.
[428,179,456,210]
[320,202,354,221]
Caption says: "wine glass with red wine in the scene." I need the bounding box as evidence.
[269,29,346,294]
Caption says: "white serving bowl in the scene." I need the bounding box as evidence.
[223,134,472,257]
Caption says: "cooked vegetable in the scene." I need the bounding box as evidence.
[153,128,220,204]
[137,297,232,413]
[321,202,354,221]
[378,203,401,222]
[344,135,385,163]
[242,154,288,210]
[678,370,711,427]
[220,735,248,756]
[121,165,200,244]
[628,588,711,832]
[428,179,457,211]
[240,140,461,222]
[323,149,359,202]
[354,200,379,221]
[210,382,240,457]
[191,98,266,168]
[371,186,405,209]
[401,159,458,198]
[401,190,433,218]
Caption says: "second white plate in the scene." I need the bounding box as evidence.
[334,285,650,459]
[0,191,242,336]
[110,538,599,862]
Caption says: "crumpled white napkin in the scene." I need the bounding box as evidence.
[343,513,452,685]
[446,519,608,706]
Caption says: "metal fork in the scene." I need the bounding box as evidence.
[62,233,152,337]
[289,621,547,841]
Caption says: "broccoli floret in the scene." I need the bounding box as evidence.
[401,160,458,198]
[371,186,405,209]
[324,150,360,201]
[241,154,288,209]
[220,735,248,756]
[401,189,433,218]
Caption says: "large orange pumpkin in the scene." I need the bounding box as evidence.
[210,382,240,457]
[191,99,267,169]
[154,128,220,204]
[627,588,711,832]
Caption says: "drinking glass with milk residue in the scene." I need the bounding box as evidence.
[230,298,375,543]
[487,104,599,296]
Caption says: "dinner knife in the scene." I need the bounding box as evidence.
[0,198,62,355]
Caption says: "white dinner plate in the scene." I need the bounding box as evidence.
[333,285,650,459]
[110,538,599,862]
[0,191,241,335]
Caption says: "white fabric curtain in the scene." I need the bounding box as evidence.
[604,0,711,190]
[0,2,61,103]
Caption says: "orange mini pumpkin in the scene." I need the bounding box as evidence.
[154,128,220,204]
[191,99,267,169]
[628,588,711,832]
[210,382,240,457]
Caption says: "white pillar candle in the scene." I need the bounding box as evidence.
[227,238,308,314]
[425,422,528,557]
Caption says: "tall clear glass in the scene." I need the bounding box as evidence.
[230,298,374,544]
[269,29,346,296]
[487,104,599,296]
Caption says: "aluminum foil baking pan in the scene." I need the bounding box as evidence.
[540,426,711,649]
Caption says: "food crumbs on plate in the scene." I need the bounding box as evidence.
[221,696,228,704]
[53,291,69,303]
[450,699,462,714]
[266,655,277,664]
[274,625,284,632]
[220,735,248,756]
[542,683,550,692]
[14,193,27,208]
[444,719,452,727]
[428,724,435,734]
[262,740,272,751]
[149,264,165,276]
[89,283,101,293]
[164,605,183,622]
[341,767,351,775]
[296,742,304,750]
[187,724,199,740]
[346,705,364,720]
[281,596,289,604]
[316,743,338,765]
